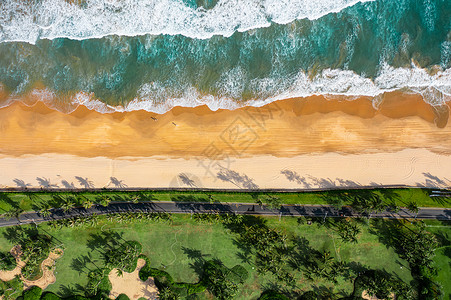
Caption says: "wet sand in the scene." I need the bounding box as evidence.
[0,91,450,189]
[0,92,450,158]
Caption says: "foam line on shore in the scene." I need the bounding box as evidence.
[1,64,450,116]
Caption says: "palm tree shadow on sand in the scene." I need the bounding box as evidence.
[109,177,127,188]
[36,177,59,188]
[216,168,259,189]
[75,176,95,189]
[280,169,361,189]
[13,178,32,188]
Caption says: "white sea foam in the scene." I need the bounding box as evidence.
[117,64,451,113]
[0,0,373,44]
[5,64,451,114]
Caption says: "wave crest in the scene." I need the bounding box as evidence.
[2,64,449,115]
[0,0,372,44]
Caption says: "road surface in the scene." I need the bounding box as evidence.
[1,201,450,227]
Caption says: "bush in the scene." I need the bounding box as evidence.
[23,286,43,300]
[138,255,205,297]
[67,296,91,300]
[0,251,17,271]
[185,283,206,295]
[0,276,23,299]
[115,294,130,300]
[230,265,248,283]
[258,290,290,300]
[41,292,62,300]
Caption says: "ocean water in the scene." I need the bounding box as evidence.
[0,0,450,113]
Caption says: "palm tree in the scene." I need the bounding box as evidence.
[158,287,180,300]
[39,204,52,218]
[130,194,140,204]
[106,213,116,222]
[117,214,127,223]
[99,195,111,207]
[2,208,24,221]
[61,197,75,213]
[406,201,419,216]
[88,214,99,227]
[68,218,77,228]
[82,198,94,209]
[48,220,60,229]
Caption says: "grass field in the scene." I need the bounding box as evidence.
[0,187,449,216]
[3,214,448,299]
[424,220,451,297]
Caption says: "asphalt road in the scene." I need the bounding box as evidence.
[1,201,450,227]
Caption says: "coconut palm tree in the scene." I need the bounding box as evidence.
[61,197,75,213]
[88,214,99,227]
[406,201,419,216]
[82,198,94,209]
[2,208,24,221]
[48,220,59,229]
[106,213,116,222]
[158,287,180,300]
[99,195,111,207]
[130,194,140,204]
[38,202,52,218]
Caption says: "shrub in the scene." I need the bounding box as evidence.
[115,294,130,300]
[0,251,16,271]
[230,265,248,283]
[23,286,43,300]
[41,292,62,300]
[138,255,205,297]
[297,291,317,300]
[0,276,23,299]
[67,296,90,300]
[258,290,290,300]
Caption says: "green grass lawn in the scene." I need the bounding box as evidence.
[423,220,451,298]
[0,188,449,216]
[434,246,451,297]
[3,215,443,299]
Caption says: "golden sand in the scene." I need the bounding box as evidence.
[108,258,158,300]
[0,91,450,189]
[0,92,449,158]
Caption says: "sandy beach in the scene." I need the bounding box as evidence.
[0,91,449,189]
[0,149,450,190]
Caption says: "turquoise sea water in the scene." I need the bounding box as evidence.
[0,0,450,112]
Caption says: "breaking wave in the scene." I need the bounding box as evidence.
[2,64,450,114]
[0,0,372,44]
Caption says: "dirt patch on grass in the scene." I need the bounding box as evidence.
[0,246,63,290]
[108,258,158,300]
[362,290,394,299]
